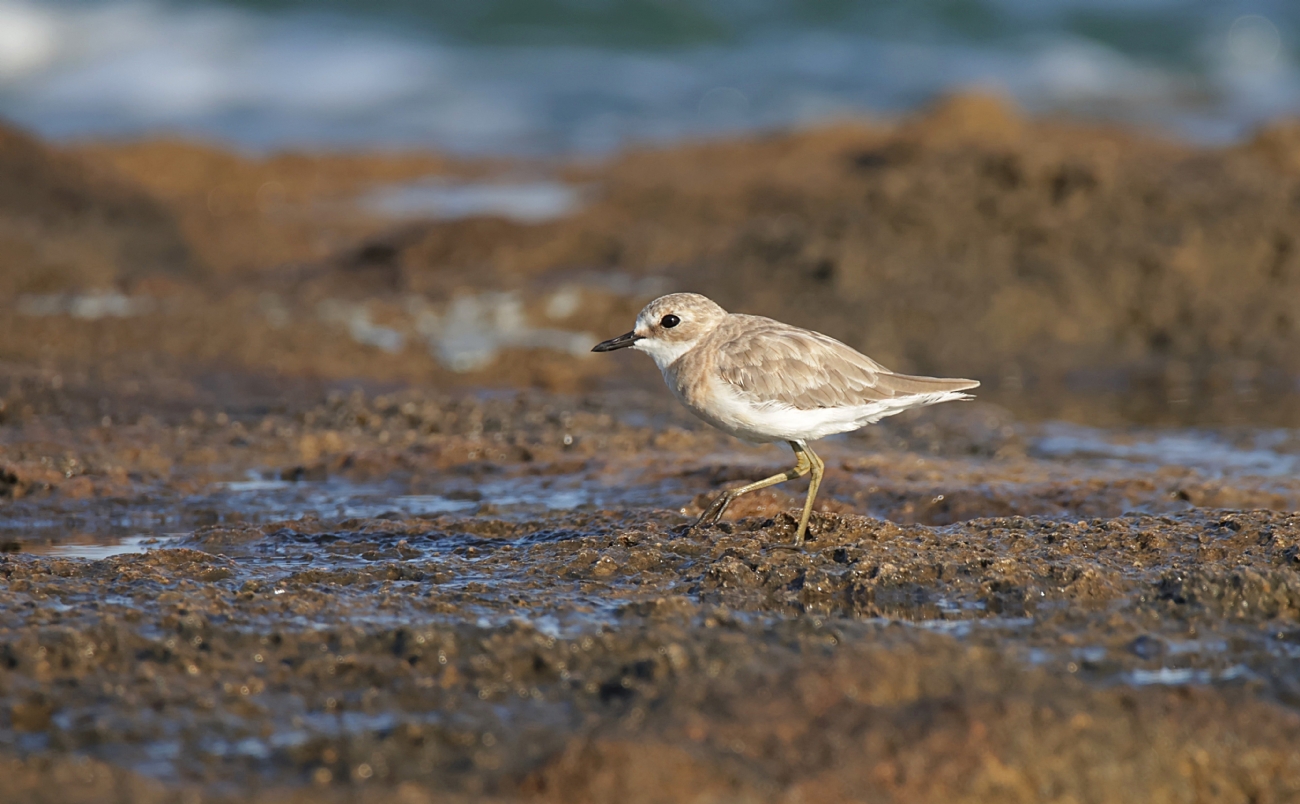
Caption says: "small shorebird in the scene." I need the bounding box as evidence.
[593,293,978,547]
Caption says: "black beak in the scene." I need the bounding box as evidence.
[592,331,641,352]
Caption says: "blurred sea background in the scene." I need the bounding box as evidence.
[0,0,1296,153]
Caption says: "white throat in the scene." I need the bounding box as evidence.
[633,336,698,371]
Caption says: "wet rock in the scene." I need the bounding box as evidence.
[0,380,1299,801]
[1128,635,1165,661]
[281,464,329,482]
[0,462,61,500]
[9,696,52,732]
[1156,568,1300,620]
[703,555,758,590]
[0,500,1299,801]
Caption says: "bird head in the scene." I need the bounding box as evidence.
[592,292,728,369]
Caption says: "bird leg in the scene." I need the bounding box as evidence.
[792,445,824,548]
[692,441,812,532]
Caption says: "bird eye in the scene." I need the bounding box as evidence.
[660,314,680,328]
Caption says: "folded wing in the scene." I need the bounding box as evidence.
[713,319,979,411]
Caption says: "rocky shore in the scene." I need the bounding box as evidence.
[2,97,1300,802]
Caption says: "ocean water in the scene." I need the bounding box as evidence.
[0,0,1296,153]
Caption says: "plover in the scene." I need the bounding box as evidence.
[593,293,978,547]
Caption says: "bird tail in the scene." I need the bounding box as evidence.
[876,372,980,397]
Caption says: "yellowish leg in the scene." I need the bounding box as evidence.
[792,446,824,547]
[693,441,811,530]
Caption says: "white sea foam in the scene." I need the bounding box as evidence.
[0,1,1295,151]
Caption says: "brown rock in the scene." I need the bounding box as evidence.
[902,90,1027,147]
[1245,118,1300,173]
[9,698,51,732]
[0,119,198,297]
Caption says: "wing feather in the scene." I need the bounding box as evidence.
[712,317,978,411]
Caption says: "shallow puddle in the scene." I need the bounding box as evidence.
[1032,422,1300,478]
[24,534,179,560]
